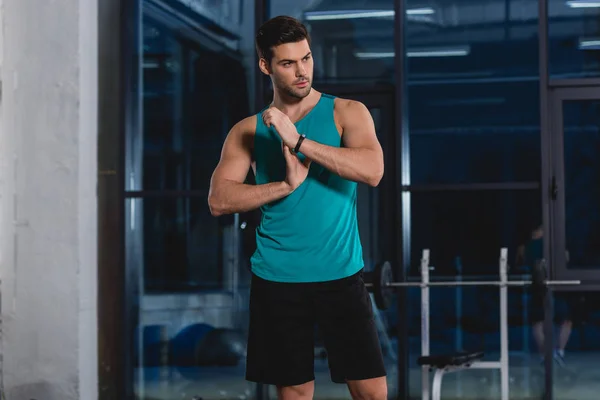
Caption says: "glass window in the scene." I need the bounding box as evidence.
[406,188,544,399]
[407,284,545,399]
[549,0,600,79]
[561,99,600,269]
[405,0,541,185]
[138,196,226,292]
[408,189,542,277]
[269,0,395,83]
[129,1,257,398]
[550,290,600,398]
[132,11,252,192]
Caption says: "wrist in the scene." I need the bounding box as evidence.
[280,180,296,194]
[286,133,300,149]
[291,133,306,154]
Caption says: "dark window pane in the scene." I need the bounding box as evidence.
[129,196,230,292]
[134,16,251,191]
[406,0,541,184]
[129,3,257,399]
[562,100,600,269]
[408,82,541,184]
[408,189,541,277]
[550,291,600,396]
[549,1,600,79]
[269,1,395,83]
[406,283,544,399]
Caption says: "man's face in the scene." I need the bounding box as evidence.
[264,39,313,99]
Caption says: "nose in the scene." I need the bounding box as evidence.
[296,63,306,77]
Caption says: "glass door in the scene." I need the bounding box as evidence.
[129,2,257,399]
[550,87,600,283]
[548,86,600,400]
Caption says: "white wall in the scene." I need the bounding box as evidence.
[0,0,98,399]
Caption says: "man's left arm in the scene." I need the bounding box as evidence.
[299,100,384,187]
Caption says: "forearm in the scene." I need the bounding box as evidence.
[208,180,292,216]
[299,139,383,186]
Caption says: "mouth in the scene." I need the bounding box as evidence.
[295,80,309,88]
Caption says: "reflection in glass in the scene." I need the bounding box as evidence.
[137,15,251,191]
[551,291,600,400]
[130,0,257,398]
[562,100,600,269]
[130,196,254,399]
[408,189,541,276]
[406,187,544,398]
[549,0,600,78]
[269,0,395,83]
[140,196,230,292]
[407,285,546,399]
[405,0,541,184]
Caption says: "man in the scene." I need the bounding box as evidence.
[519,224,573,367]
[208,15,386,400]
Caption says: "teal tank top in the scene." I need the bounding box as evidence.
[250,93,364,282]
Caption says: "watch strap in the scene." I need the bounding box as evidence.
[293,134,306,154]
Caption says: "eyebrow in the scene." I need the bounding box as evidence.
[278,52,312,64]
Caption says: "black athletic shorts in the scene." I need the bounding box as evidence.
[245,269,387,386]
[530,290,576,323]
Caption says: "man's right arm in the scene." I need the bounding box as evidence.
[208,116,293,217]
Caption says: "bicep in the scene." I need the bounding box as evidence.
[340,101,383,152]
[211,120,254,185]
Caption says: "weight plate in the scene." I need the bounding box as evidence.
[374,261,394,310]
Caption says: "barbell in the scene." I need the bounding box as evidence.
[364,261,581,310]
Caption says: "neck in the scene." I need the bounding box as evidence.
[271,88,319,114]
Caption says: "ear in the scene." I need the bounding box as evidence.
[259,58,271,76]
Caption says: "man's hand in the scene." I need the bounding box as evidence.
[283,142,311,191]
[262,107,301,149]
[294,99,384,187]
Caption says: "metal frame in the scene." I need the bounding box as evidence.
[548,86,600,286]
[537,0,600,396]
[394,0,409,396]
[98,0,131,398]
[537,1,555,397]
[419,248,510,400]
[255,0,267,113]
[403,182,540,192]
[550,78,600,88]
[414,249,579,400]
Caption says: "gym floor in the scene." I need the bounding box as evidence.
[135,351,599,400]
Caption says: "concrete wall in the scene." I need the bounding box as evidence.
[0,0,98,399]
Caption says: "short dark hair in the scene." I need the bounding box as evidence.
[255,16,311,64]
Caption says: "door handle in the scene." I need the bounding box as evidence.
[551,176,558,200]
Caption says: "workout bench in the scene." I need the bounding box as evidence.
[367,248,580,400]
[417,351,484,400]
[416,249,508,400]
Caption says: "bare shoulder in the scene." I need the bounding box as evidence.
[212,115,257,183]
[230,115,257,139]
[333,97,371,125]
[332,96,380,150]
[334,97,367,111]
[333,97,373,128]
[224,115,257,152]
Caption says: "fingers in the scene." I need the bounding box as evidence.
[263,114,272,128]
[263,108,289,128]
[282,142,293,161]
[263,109,277,128]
